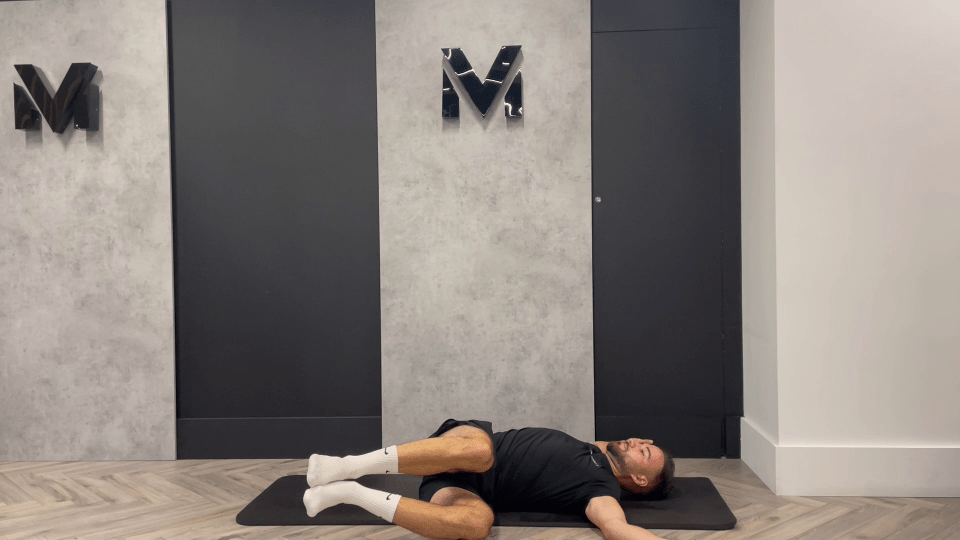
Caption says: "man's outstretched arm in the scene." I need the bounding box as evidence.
[601,519,667,540]
[585,496,667,540]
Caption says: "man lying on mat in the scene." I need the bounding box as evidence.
[303,418,676,540]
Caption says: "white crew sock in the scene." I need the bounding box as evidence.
[303,480,401,522]
[307,445,399,487]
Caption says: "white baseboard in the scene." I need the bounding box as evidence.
[740,417,960,496]
[740,417,778,493]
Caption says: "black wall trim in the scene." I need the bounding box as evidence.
[718,0,744,440]
[724,416,741,458]
[165,0,181,425]
[177,417,382,459]
[597,416,723,458]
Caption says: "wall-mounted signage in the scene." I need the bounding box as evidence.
[14,63,99,132]
[442,46,521,119]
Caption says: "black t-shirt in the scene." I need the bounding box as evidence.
[490,427,621,515]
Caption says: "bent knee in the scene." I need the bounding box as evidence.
[462,505,494,539]
[466,439,495,473]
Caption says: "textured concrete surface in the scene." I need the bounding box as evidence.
[0,0,175,460]
[375,0,595,445]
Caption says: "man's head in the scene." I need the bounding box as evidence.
[604,438,676,498]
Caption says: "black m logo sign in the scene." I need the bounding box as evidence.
[14,63,100,133]
[442,46,522,119]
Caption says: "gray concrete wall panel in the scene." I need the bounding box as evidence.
[0,0,175,460]
[375,0,595,445]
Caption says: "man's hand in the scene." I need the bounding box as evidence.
[586,497,666,540]
[602,520,667,540]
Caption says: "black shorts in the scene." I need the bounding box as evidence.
[417,418,497,507]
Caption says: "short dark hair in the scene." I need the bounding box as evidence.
[643,449,676,500]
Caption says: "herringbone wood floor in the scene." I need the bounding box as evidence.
[0,458,957,540]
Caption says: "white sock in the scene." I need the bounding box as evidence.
[307,445,399,487]
[303,480,401,522]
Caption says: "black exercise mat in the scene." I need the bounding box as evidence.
[237,475,736,530]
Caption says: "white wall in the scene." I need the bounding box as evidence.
[0,0,175,460]
[741,0,960,496]
[739,0,780,493]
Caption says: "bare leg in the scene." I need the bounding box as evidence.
[392,497,486,540]
[396,427,493,477]
[305,427,494,538]
[308,426,493,487]
[395,427,495,538]
[303,482,487,539]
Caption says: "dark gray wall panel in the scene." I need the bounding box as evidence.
[718,2,743,449]
[593,27,723,432]
[593,0,741,458]
[592,0,735,32]
[177,417,381,459]
[170,0,380,456]
[597,416,723,458]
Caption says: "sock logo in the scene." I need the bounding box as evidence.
[385,448,389,455]
[386,494,394,500]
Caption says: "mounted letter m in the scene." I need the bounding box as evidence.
[442,46,522,119]
[14,63,100,133]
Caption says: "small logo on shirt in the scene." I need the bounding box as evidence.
[589,448,600,468]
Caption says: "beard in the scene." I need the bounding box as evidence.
[607,441,624,466]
